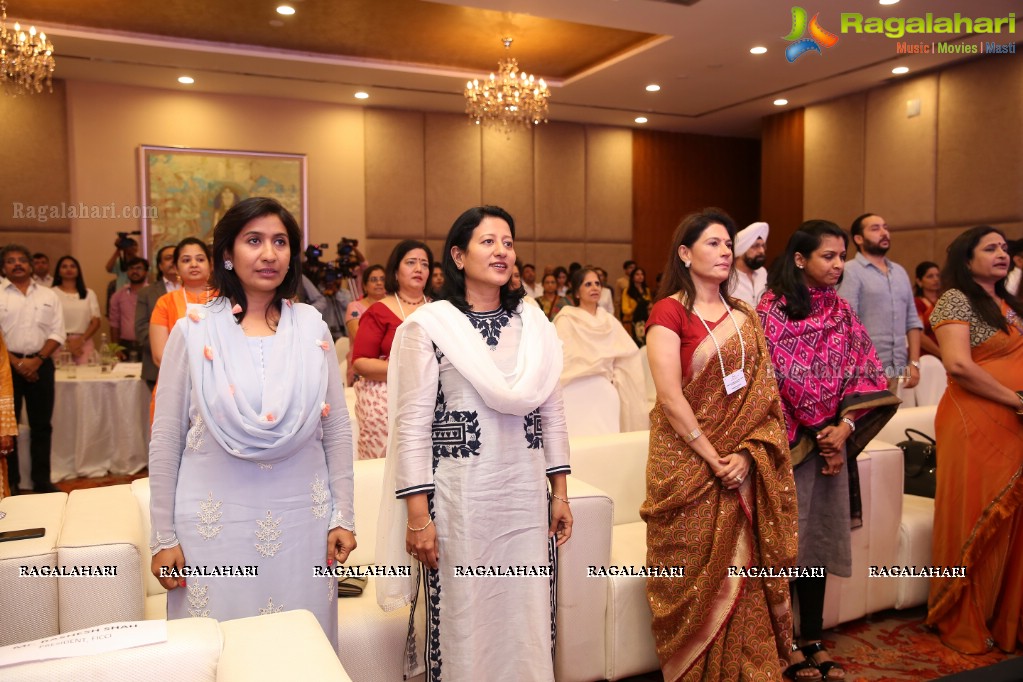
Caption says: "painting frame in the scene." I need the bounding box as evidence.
[138,145,307,257]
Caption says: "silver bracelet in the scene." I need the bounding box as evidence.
[841,416,856,432]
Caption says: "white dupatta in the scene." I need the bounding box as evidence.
[375,300,563,612]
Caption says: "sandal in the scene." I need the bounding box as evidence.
[783,645,822,681]
[800,641,845,681]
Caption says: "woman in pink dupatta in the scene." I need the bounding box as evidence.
[757,220,899,681]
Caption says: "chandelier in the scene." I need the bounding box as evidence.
[464,38,550,132]
[0,0,56,95]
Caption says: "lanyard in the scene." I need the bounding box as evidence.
[690,292,746,386]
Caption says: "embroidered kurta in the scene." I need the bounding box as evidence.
[390,305,570,681]
[148,301,354,647]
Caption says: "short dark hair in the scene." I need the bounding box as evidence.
[211,197,303,326]
[623,260,636,270]
[850,213,874,241]
[766,220,849,321]
[125,256,150,271]
[361,264,384,288]
[174,237,211,264]
[521,263,535,273]
[384,240,433,295]
[913,261,939,296]
[568,266,599,304]
[656,207,739,312]
[1,244,31,263]
[31,252,48,261]
[941,226,1023,332]
[52,255,88,299]
[439,205,525,314]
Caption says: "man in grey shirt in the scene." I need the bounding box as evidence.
[838,213,922,392]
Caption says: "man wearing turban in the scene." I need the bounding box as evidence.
[731,221,769,307]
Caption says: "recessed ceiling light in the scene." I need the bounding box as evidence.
[773,98,788,106]
[892,66,910,75]
[276,5,296,15]
[634,116,648,124]
[645,84,660,92]
[354,91,369,100]
[178,76,194,85]
[879,0,899,5]
[750,46,768,55]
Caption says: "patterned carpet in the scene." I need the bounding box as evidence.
[621,607,1018,682]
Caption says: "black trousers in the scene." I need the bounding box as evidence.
[7,358,55,491]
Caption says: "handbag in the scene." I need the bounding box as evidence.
[897,428,937,498]
[338,575,368,598]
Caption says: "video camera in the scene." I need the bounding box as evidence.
[116,230,142,251]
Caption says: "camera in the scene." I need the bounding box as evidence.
[116,230,142,251]
[305,243,329,262]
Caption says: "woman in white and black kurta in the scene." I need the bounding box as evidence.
[376,206,573,681]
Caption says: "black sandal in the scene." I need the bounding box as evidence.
[800,641,845,681]
[784,646,822,681]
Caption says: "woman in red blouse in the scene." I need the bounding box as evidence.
[914,261,942,358]
[351,240,432,459]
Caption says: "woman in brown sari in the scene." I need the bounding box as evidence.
[641,208,800,681]
[928,226,1023,654]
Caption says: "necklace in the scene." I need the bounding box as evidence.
[690,292,746,394]
[396,292,425,306]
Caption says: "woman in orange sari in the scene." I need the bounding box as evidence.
[0,331,17,498]
[928,226,1023,654]
[641,208,800,681]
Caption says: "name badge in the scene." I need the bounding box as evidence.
[724,369,747,395]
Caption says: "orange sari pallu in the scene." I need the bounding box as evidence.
[927,307,1023,654]
[641,306,799,681]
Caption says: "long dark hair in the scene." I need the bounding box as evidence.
[212,197,302,326]
[626,267,650,320]
[656,207,739,312]
[384,240,433,296]
[766,220,848,321]
[52,255,87,299]
[439,206,526,314]
[941,226,1023,332]
[913,261,940,297]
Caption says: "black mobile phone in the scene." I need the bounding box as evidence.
[0,528,46,542]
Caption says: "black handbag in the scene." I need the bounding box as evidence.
[898,428,937,498]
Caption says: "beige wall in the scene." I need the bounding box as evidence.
[363,109,633,274]
[804,56,1023,270]
[63,80,366,304]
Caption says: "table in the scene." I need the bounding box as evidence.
[17,363,151,484]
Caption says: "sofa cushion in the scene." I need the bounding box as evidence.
[606,522,658,679]
[0,492,67,646]
[895,495,935,609]
[219,609,350,680]
[130,478,166,599]
[3,617,221,682]
[567,431,649,525]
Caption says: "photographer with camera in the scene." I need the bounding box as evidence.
[105,231,143,306]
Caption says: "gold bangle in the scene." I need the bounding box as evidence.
[683,427,702,444]
[407,518,433,533]
[551,493,570,504]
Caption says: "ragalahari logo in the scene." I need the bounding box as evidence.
[784,7,840,62]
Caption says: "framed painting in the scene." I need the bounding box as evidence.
[138,146,307,255]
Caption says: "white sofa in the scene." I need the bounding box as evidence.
[47,458,615,682]
[0,491,68,646]
[568,427,926,680]
[4,609,349,681]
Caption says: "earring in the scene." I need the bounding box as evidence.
[797,264,804,270]
[683,260,692,269]
[224,260,234,271]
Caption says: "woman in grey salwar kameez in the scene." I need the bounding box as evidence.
[149,198,356,648]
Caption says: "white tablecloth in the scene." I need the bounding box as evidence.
[17,363,151,483]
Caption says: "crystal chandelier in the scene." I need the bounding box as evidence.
[0,0,56,95]
[464,38,550,132]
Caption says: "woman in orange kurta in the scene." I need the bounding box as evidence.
[148,238,217,424]
[928,226,1023,654]
[0,331,17,498]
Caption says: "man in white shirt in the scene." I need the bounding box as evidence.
[520,263,541,298]
[1,244,66,494]
[731,221,769,308]
[32,252,53,287]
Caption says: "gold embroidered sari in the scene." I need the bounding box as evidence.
[641,307,798,681]
[0,332,18,498]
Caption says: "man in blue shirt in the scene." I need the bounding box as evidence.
[838,213,922,392]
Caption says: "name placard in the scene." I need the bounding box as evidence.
[0,620,168,668]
